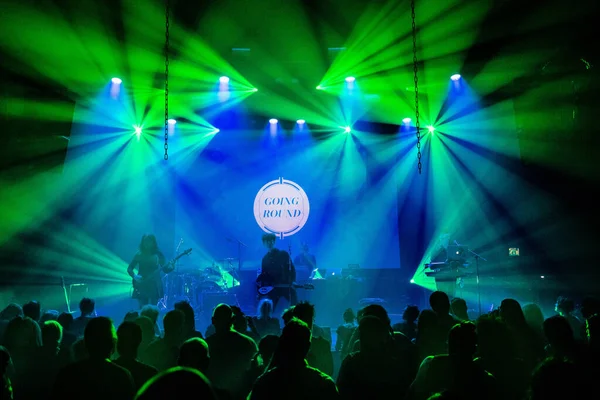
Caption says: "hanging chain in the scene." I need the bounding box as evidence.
[411,0,421,174]
[164,0,170,160]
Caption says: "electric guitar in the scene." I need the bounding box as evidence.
[132,248,192,298]
[256,273,315,295]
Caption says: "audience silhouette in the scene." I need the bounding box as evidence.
[336,308,357,358]
[52,316,135,400]
[392,305,419,341]
[205,303,257,398]
[250,318,339,400]
[252,299,281,338]
[114,321,158,390]
[174,300,203,341]
[407,322,496,400]
[0,288,597,400]
[142,310,184,371]
[338,315,413,400]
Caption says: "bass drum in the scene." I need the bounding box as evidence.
[165,273,197,298]
[197,279,225,293]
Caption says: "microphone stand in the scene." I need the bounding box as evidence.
[468,248,487,317]
[227,237,247,272]
[455,240,487,316]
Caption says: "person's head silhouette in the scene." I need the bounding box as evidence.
[430,291,451,315]
[448,321,477,359]
[402,305,419,323]
[178,338,209,373]
[79,298,95,317]
[359,316,391,352]
[57,312,74,331]
[555,296,575,317]
[543,315,574,352]
[359,304,391,327]
[84,317,116,360]
[258,298,274,319]
[42,320,63,353]
[141,305,160,326]
[117,321,143,359]
[211,304,233,333]
[135,316,156,348]
[163,310,185,344]
[342,308,355,324]
[22,301,41,322]
[3,316,41,351]
[499,299,527,329]
[476,314,512,359]
[0,303,22,321]
[174,301,196,334]
[281,307,295,326]
[135,367,216,400]
[522,303,545,331]
[451,298,468,320]
[273,318,311,366]
[258,335,279,365]
[231,306,248,333]
[292,302,317,330]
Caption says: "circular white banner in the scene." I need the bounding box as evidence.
[253,178,310,238]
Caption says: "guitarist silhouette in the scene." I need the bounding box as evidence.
[257,233,297,311]
[128,234,190,308]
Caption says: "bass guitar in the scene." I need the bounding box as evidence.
[132,248,192,298]
[256,273,314,295]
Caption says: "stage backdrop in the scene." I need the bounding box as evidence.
[173,127,401,275]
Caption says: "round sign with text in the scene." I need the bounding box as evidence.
[253,178,310,238]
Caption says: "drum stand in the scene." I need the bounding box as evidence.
[157,274,170,311]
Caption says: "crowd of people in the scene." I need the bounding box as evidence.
[0,292,598,400]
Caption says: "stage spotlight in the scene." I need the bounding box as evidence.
[251,88,258,92]
[219,76,230,83]
[402,117,412,124]
[214,128,220,133]
[111,77,122,84]
[345,76,355,83]
[450,74,461,81]
[297,119,305,125]
[344,126,351,133]
[540,275,545,279]
[269,119,278,124]
[316,85,323,90]
[168,119,177,125]
[410,279,415,284]
[427,125,435,133]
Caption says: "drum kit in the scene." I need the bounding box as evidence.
[158,257,241,312]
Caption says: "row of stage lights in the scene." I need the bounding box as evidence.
[114,73,461,135]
